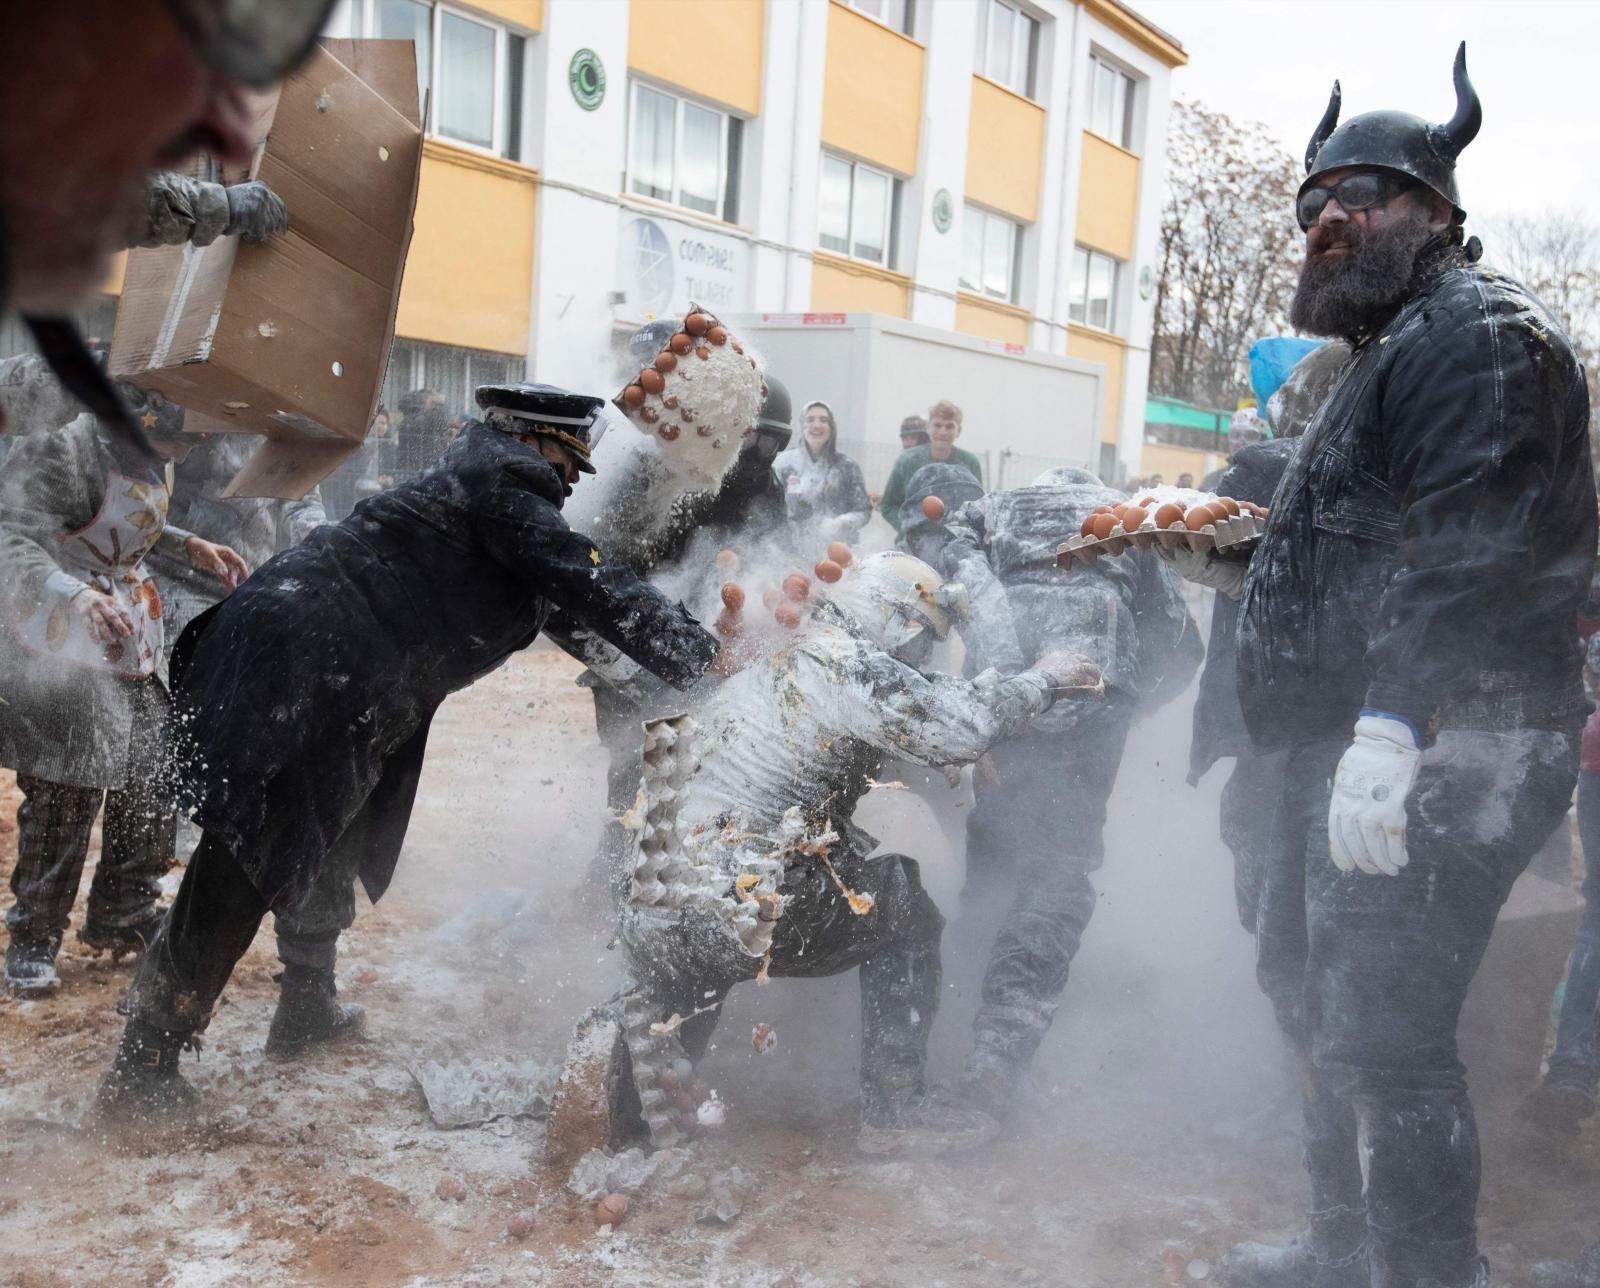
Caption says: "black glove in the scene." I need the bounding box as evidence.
[224,181,289,242]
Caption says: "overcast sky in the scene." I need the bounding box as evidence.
[1129,0,1600,230]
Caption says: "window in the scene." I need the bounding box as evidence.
[1089,55,1137,150]
[361,0,527,160]
[817,154,899,268]
[626,83,742,223]
[980,0,1039,99]
[1069,246,1121,331]
[844,0,915,35]
[960,205,1022,303]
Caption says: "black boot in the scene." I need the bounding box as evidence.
[958,1039,1044,1124]
[264,964,365,1057]
[4,935,61,994]
[858,1087,998,1157]
[1519,1068,1598,1136]
[79,905,166,960]
[1535,1244,1600,1288]
[1220,1205,1369,1288]
[96,1017,199,1117]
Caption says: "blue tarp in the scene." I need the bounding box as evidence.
[1249,337,1323,411]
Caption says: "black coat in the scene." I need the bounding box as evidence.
[170,422,718,911]
[1188,438,1297,782]
[1238,250,1596,750]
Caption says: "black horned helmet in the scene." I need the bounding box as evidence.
[1300,41,1482,225]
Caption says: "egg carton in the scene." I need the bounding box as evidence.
[1056,508,1265,568]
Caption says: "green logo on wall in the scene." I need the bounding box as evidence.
[931,189,954,234]
[569,49,606,111]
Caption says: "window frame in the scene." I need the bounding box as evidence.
[960,204,1023,305]
[978,0,1040,100]
[1088,54,1138,152]
[1068,244,1122,333]
[357,0,523,161]
[625,80,741,225]
[816,151,900,270]
[843,0,916,37]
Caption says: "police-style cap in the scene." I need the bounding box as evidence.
[475,382,604,473]
[164,0,339,88]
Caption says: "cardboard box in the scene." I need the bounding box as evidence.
[110,40,423,499]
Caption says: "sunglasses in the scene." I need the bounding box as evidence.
[1297,172,1418,231]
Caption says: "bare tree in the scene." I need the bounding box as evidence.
[1484,211,1600,395]
[1151,100,1301,409]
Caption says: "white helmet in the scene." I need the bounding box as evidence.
[822,551,967,652]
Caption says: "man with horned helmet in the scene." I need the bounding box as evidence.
[1166,44,1595,1288]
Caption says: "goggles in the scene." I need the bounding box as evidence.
[1297,171,1418,231]
[164,0,338,88]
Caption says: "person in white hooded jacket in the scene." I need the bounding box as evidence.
[772,400,872,545]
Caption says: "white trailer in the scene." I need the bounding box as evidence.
[732,312,1105,495]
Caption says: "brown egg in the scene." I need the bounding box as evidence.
[1079,514,1098,538]
[435,1174,467,1202]
[782,573,811,601]
[1091,513,1119,541]
[733,341,745,355]
[1093,504,1116,516]
[680,407,695,422]
[774,600,802,628]
[814,558,843,583]
[1137,496,1157,508]
[1153,502,1186,530]
[721,582,745,610]
[684,312,710,336]
[508,1211,535,1240]
[695,345,711,360]
[662,394,679,410]
[1184,506,1214,532]
[621,384,645,408]
[658,424,680,442]
[640,405,659,423]
[1217,496,1242,517]
[654,351,677,373]
[715,548,738,569]
[827,541,854,566]
[669,332,693,355]
[707,325,728,346]
[595,1194,629,1227]
[761,587,782,610]
[639,368,665,394]
[920,495,946,521]
[1120,505,1148,532]
[697,423,714,436]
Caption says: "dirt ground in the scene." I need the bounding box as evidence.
[0,643,1595,1287]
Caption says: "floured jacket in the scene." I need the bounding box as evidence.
[1238,249,1596,749]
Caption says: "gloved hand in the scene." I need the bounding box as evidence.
[1154,544,1248,598]
[224,181,289,241]
[1032,651,1104,700]
[1328,713,1423,876]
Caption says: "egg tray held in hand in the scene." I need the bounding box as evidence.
[612,306,766,485]
[1055,491,1269,568]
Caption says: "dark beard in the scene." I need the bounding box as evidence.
[1289,208,1436,338]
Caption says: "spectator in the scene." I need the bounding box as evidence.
[394,388,450,477]
[1176,472,1195,489]
[879,400,983,534]
[899,415,929,450]
[323,405,396,520]
[773,400,872,546]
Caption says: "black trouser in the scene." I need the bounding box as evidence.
[6,680,175,944]
[629,850,946,1104]
[963,706,1133,1068]
[1259,730,1576,1288]
[125,832,270,1033]
[1218,748,1289,937]
[271,832,360,971]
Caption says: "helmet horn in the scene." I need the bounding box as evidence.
[1437,41,1482,158]
[1304,81,1341,174]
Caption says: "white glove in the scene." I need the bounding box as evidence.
[1155,545,1248,598]
[1328,713,1423,876]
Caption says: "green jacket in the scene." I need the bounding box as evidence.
[879,445,984,533]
